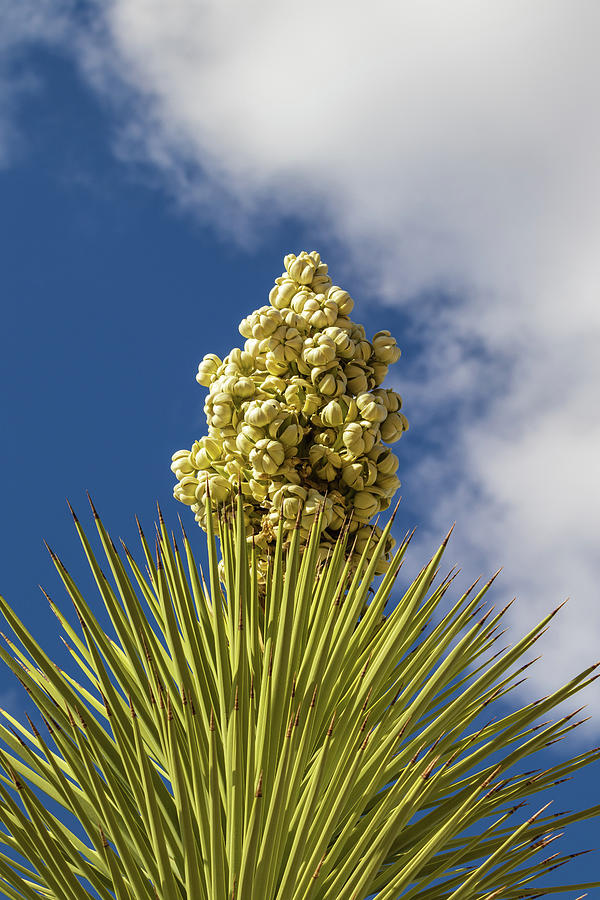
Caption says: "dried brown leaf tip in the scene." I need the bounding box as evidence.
[86,492,99,519]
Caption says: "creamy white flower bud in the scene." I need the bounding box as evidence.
[208,393,235,428]
[280,308,309,332]
[268,461,302,493]
[313,428,337,448]
[243,338,263,360]
[309,445,342,482]
[284,378,321,417]
[236,424,264,456]
[241,307,279,340]
[370,361,389,386]
[356,392,388,424]
[264,356,287,377]
[266,414,303,449]
[230,376,255,399]
[171,449,196,479]
[238,312,256,339]
[270,483,308,522]
[290,290,313,315]
[333,315,353,333]
[319,395,357,427]
[344,361,371,395]
[214,422,238,441]
[245,398,281,427]
[362,426,379,453]
[190,437,223,470]
[248,478,269,503]
[273,486,333,536]
[311,364,347,398]
[368,444,399,475]
[224,459,244,480]
[222,347,255,375]
[259,375,287,396]
[222,434,239,456]
[249,439,286,476]
[353,490,380,522]
[327,286,354,316]
[212,375,238,396]
[258,307,285,339]
[174,475,199,506]
[301,295,339,329]
[196,354,222,387]
[342,422,377,457]
[261,326,303,373]
[195,472,232,503]
[284,251,319,285]
[380,411,409,443]
[372,330,401,364]
[342,457,378,490]
[372,388,402,412]
[269,277,297,309]
[342,422,367,457]
[322,325,356,359]
[191,501,210,530]
[372,472,401,497]
[311,271,333,294]
[354,339,374,363]
[302,334,337,368]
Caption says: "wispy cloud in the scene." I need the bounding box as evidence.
[4,1,600,715]
[0,0,73,164]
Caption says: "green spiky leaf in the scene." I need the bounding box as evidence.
[0,499,597,900]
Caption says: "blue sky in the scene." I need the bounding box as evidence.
[1,1,599,894]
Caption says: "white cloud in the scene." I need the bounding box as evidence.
[7,1,600,715]
[0,0,73,164]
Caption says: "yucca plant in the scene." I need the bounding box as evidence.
[0,251,598,899]
[0,498,597,899]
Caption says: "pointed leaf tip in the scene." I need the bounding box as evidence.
[528,801,553,824]
[25,713,40,739]
[39,585,53,604]
[442,522,455,546]
[43,539,57,560]
[119,537,133,559]
[485,567,503,588]
[86,492,99,518]
[65,498,78,522]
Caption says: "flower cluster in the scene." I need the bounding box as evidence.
[171,251,408,573]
